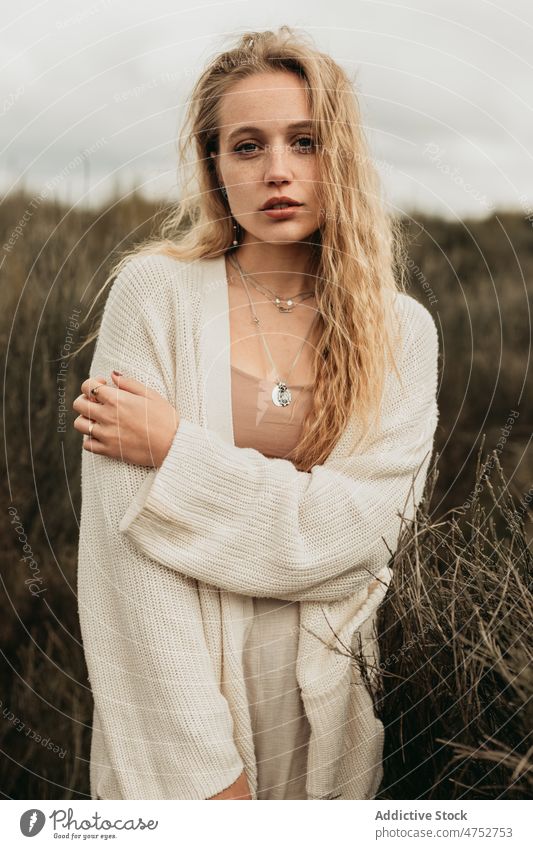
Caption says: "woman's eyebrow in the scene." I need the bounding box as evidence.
[226,121,314,143]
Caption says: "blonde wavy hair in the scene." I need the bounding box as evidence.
[73,25,408,470]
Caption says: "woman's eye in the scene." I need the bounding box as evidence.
[295,136,314,152]
[234,142,259,155]
[234,137,315,155]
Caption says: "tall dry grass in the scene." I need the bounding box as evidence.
[362,448,531,799]
[0,189,531,798]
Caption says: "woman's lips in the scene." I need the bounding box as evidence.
[261,205,303,219]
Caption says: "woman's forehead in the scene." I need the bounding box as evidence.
[218,77,312,143]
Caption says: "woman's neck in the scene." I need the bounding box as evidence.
[229,241,317,298]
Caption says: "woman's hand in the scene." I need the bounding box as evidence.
[208,770,252,800]
[72,371,180,468]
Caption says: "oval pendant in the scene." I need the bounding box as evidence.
[272,382,292,407]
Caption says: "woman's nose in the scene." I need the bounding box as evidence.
[263,142,293,183]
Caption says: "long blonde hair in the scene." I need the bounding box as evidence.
[73,26,407,470]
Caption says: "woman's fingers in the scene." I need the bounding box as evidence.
[73,414,110,456]
[72,393,106,421]
[80,375,108,402]
[73,415,101,441]
[80,373,157,404]
[72,372,175,466]
[73,377,109,445]
[110,371,154,397]
[81,433,108,454]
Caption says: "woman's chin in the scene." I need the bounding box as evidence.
[250,224,319,246]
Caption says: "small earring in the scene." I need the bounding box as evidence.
[232,219,239,247]
[220,186,227,198]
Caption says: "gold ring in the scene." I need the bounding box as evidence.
[90,385,100,397]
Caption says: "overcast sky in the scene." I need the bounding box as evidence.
[2,0,532,221]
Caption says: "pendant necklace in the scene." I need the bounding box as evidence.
[229,256,320,407]
[228,251,315,313]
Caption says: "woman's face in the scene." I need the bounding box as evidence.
[211,70,321,245]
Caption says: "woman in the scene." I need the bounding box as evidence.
[73,27,439,800]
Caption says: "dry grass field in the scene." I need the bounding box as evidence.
[1,189,531,799]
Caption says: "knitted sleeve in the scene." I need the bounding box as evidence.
[118,296,440,604]
[77,259,245,799]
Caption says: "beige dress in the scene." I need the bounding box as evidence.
[231,364,315,800]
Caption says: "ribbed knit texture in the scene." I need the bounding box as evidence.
[77,252,439,800]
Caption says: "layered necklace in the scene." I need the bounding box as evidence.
[227,251,320,407]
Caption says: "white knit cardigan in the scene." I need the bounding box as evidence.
[77,252,439,801]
